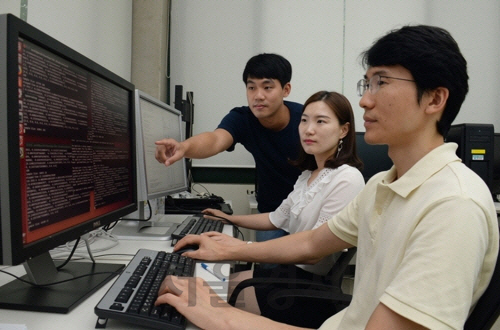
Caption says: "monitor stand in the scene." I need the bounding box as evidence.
[0,251,124,313]
[111,219,177,241]
[111,201,180,241]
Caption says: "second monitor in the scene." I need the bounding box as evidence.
[112,90,189,240]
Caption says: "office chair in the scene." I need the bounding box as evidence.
[464,234,500,330]
[228,248,356,312]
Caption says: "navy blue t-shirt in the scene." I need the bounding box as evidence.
[217,101,303,212]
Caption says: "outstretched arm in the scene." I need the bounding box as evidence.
[156,276,313,330]
[203,208,277,231]
[175,222,352,265]
[155,128,233,166]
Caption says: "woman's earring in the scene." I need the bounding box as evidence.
[336,139,343,157]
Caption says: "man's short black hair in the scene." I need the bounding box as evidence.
[361,25,469,137]
[242,53,292,88]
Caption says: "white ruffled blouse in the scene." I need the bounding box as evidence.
[269,164,365,275]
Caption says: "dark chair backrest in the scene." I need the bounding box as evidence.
[464,237,500,330]
[327,248,357,288]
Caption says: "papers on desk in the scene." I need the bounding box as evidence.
[0,325,27,330]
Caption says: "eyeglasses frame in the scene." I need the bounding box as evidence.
[357,74,415,97]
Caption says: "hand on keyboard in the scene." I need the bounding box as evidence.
[198,232,245,247]
[173,234,228,261]
[95,249,195,330]
[201,208,231,223]
[156,276,229,330]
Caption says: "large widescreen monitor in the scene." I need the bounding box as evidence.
[0,14,137,313]
[111,90,188,240]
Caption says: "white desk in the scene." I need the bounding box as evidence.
[0,216,233,330]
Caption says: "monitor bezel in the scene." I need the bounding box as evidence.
[0,13,138,266]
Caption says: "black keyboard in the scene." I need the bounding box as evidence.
[171,215,224,240]
[95,249,195,330]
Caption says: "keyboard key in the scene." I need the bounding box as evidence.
[115,287,133,303]
[110,303,124,311]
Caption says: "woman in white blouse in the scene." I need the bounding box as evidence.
[201,91,365,327]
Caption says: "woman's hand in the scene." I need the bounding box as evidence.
[202,232,246,247]
[202,208,231,223]
[173,234,230,260]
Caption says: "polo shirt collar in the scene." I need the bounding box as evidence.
[380,143,461,198]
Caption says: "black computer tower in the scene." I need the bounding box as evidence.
[446,123,494,190]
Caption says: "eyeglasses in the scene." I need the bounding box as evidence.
[357,74,415,97]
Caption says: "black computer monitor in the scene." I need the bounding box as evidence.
[491,133,500,198]
[446,123,494,191]
[111,90,189,240]
[355,132,393,182]
[0,14,137,313]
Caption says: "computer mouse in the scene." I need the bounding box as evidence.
[174,244,199,254]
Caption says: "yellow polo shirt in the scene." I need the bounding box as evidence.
[320,143,499,329]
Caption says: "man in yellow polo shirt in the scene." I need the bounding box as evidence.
[157,25,499,330]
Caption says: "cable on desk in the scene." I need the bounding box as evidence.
[103,221,118,231]
[0,250,132,289]
[190,182,211,196]
[50,229,119,261]
[53,253,135,262]
[0,268,122,288]
[56,236,81,270]
[82,233,96,264]
[119,200,153,221]
[199,212,244,241]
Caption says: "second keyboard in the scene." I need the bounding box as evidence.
[171,215,224,240]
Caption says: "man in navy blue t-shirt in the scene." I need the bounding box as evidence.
[156,53,302,242]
